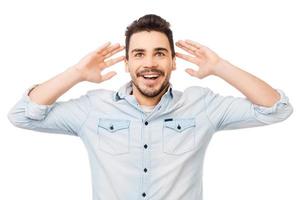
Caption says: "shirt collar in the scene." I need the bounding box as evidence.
[113,81,173,101]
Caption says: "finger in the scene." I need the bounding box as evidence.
[185,40,212,57]
[175,52,199,65]
[101,71,117,82]
[185,40,205,49]
[96,42,111,53]
[185,68,198,77]
[104,45,125,59]
[104,56,125,67]
[176,40,198,52]
[178,41,208,59]
[99,43,121,56]
[176,42,198,56]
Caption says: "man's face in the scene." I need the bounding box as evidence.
[125,31,176,98]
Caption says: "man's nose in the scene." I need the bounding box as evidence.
[144,55,157,67]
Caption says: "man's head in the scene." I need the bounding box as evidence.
[125,14,176,99]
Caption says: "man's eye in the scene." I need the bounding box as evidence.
[156,52,165,56]
[134,53,144,57]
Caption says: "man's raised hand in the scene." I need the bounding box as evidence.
[175,40,224,79]
[74,42,125,83]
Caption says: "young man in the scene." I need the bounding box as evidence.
[8,14,293,200]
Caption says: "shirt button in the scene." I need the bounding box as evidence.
[142,193,146,197]
[144,121,148,125]
[144,168,147,173]
[144,144,148,149]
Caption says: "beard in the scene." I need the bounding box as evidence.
[131,68,171,98]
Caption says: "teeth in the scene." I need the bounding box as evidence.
[143,74,159,78]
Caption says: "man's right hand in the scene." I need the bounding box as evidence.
[28,42,125,105]
[74,42,125,83]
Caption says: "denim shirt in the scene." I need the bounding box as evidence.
[7,81,293,200]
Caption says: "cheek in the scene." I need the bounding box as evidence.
[127,65,139,77]
[162,60,174,71]
[127,61,143,72]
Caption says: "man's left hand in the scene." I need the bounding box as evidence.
[175,40,224,79]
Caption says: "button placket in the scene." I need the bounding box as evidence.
[141,119,150,199]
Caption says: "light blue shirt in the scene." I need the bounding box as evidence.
[8,81,293,200]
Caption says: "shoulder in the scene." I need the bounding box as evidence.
[85,88,116,101]
[170,86,214,106]
[181,86,212,99]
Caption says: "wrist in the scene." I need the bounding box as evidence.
[68,65,86,83]
[211,59,231,77]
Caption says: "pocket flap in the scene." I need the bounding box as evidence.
[98,119,130,133]
[164,118,196,132]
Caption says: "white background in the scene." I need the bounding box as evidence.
[0,0,299,199]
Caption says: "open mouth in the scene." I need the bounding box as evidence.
[142,74,160,80]
[138,74,162,85]
[137,68,164,85]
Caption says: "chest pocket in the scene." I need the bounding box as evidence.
[163,118,196,155]
[97,119,130,155]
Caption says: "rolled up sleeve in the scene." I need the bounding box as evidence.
[7,85,91,137]
[24,86,54,120]
[252,89,293,123]
[205,88,293,132]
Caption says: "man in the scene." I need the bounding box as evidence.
[8,14,293,200]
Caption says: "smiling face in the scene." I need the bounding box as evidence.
[125,31,176,99]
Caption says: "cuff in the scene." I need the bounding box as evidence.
[24,84,54,120]
[253,89,289,115]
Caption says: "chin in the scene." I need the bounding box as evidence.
[141,88,162,97]
[134,79,169,98]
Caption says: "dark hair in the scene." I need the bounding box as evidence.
[125,14,175,59]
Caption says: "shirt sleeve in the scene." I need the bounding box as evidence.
[204,88,293,132]
[7,85,91,137]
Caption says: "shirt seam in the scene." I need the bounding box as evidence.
[76,95,92,137]
[204,92,217,133]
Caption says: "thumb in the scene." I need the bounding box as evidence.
[101,71,117,82]
[185,68,198,77]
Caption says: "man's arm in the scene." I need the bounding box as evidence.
[29,42,124,105]
[175,39,292,131]
[8,42,125,136]
[175,40,279,107]
[211,60,280,107]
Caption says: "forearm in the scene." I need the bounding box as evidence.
[29,66,84,105]
[213,60,280,107]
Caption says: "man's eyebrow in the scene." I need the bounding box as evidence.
[131,48,145,53]
[131,47,169,54]
[154,47,169,52]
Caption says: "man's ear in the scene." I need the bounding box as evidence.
[172,57,176,71]
[125,59,129,72]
